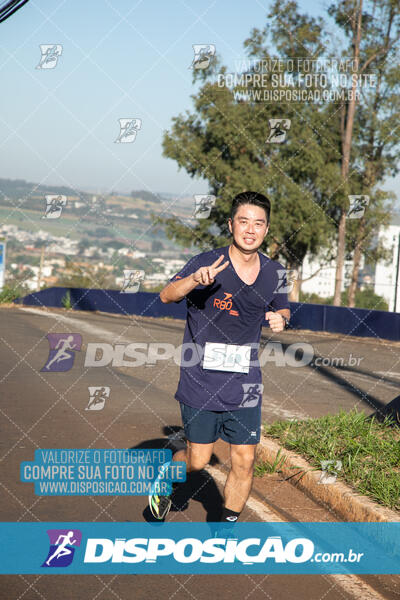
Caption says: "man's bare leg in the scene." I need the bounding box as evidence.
[223,444,256,513]
[172,441,214,473]
[149,442,214,519]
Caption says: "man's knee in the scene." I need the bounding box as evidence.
[230,446,256,475]
[189,456,209,471]
[187,442,213,471]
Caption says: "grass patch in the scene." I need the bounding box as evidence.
[262,409,400,510]
[0,285,23,303]
[255,448,288,476]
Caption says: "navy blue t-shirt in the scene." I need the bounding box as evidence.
[170,245,290,411]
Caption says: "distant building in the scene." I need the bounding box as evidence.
[48,240,78,255]
[144,273,168,284]
[23,265,53,291]
[374,214,400,312]
[300,254,358,299]
[117,248,146,258]
[300,214,400,311]
[164,259,185,277]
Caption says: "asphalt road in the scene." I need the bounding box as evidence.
[1,305,400,600]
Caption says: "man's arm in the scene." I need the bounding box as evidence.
[159,273,198,304]
[160,254,229,304]
[265,308,290,333]
[277,308,290,321]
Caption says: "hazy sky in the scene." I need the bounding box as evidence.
[1,0,399,202]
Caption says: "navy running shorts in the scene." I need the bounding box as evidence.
[179,402,261,445]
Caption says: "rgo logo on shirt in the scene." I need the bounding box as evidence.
[213,293,239,316]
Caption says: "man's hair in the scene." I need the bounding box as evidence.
[230,191,271,224]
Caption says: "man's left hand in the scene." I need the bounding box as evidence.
[265,311,285,333]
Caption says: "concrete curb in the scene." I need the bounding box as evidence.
[257,436,400,522]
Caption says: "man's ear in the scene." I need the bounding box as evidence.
[228,218,232,234]
[265,223,269,236]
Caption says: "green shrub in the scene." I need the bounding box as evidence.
[0,285,22,303]
[61,290,72,309]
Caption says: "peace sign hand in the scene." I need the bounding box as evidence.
[192,254,229,286]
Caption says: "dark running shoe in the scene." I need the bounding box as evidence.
[149,492,172,520]
[148,460,172,520]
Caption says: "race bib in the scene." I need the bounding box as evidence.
[202,342,251,374]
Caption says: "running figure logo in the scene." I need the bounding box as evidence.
[240,383,264,408]
[41,333,82,372]
[274,269,298,294]
[121,269,145,293]
[318,460,342,485]
[115,118,142,143]
[190,44,216,70]
[194,195,216,219]
[266,119,291,144]
[347,195,369,219]
[42,529,82,567]
[86,386,110,410]
[42,195,67,219]
[36,44,63,69]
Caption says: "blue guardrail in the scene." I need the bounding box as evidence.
[14,286,400,341]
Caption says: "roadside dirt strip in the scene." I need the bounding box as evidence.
[257,437,400,523]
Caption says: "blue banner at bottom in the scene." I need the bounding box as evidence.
[1,522,399,574]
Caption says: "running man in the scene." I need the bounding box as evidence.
[86,386,108,410]
[150,191,290,522]
[46,195,63,216]
[45,531,77,565]
[37,44,59,68]
[45,335,77,370]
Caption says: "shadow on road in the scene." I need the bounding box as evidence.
[130,426,224,523]
[260,333,395,413]
[370,393,400,426]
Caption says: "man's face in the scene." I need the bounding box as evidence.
[228,204,269,252]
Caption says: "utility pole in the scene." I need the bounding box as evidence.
[0,238,5,292]
[37,246,45,292]
[394,232,400,313]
